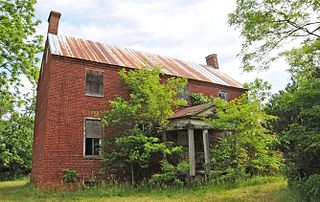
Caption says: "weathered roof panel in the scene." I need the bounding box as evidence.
[170,103,215,119]
[48,33,243,89]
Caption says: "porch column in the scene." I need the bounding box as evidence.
[188,128,196,176]
[203,129,210,175]
[162,132,167,142]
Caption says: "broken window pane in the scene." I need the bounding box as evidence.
[85,119,103,156]
[219,91,228,101]
[85,138,93,155]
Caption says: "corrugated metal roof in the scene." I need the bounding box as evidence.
[48,33,243,88]
[170,103,215,119]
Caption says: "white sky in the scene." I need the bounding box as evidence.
[34,0,291,93]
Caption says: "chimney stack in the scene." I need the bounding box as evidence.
[205,54,219,69]
[47,11,61,35]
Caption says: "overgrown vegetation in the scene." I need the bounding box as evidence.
[63,169,80,183]
[101,67,188,186]
[0,176,296,202]
[230,0,320,200]
[189,92,213,106]
[0,0,42,180]
[267,73,320,201]
[207,79,283,182]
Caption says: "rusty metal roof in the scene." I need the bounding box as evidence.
[48,33,243,88]
[170,103,214,119]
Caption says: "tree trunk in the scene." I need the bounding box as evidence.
[131,164,135,186]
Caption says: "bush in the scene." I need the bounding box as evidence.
[304,174,320,201]
[190,93,213,105]
[63,169,80,183]
[148,160,190,187]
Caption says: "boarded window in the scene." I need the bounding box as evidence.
[85,119,103,156]
[218,91,228,101]
[86,70,103,96]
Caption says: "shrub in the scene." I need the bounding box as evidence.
[63,169,80,183]
[148,160,190,187]
[304,174,320,201]
[103,129,185,185]
[190,93,213,105]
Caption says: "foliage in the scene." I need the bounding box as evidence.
[207,79,282,178]
[101,67,188,185]
[103,129,184,185]
[0,0,42,115]
[302,174,320,201]
[101,66,187,135]
[229,0,320,71]
[0,96,35,180]
[189,92,213,106]
[0,0,42,180]
[63,169,80,183]
[0,176,288,201]
[267,76,320,200]
[148,160,190,187]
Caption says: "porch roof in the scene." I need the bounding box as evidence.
[170,103,214,119]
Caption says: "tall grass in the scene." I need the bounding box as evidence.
[0,175,299,202]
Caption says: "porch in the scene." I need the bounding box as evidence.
[166,103,217,176]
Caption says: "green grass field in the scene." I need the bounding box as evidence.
[0,176,298,202]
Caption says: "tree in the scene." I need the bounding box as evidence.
[101,67,187,135]
[229,0,320,71]
[103,130,184,186]
[0,0,42,180]
[0,0,42,115]
[207,79,282,178]
[0,96,35,180]
[266,77,320,200]
[101,67,188,185]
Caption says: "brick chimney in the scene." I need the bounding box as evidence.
[47,11,61,35]
[205,54,219,69]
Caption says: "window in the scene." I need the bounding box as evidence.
[86,70,103,96]
[219,91,228,101]
[178,85,190,101]
[85,119,103,156]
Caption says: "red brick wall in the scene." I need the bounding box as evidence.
[189,79,244,101]
[32,53,243,186]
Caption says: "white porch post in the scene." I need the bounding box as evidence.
[203,129,210,175]
[188,128,196,176]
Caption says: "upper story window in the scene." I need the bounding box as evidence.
[86,70,103,97]
[84,118,103,157]
[178,85,190,101]
[219,91,228,101]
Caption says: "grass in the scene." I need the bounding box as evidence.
[0,176,299,202]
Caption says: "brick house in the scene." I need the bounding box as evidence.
[31,11,245,186]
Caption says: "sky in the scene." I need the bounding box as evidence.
[34,0,291,93]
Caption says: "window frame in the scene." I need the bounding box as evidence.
[218,91,228,101]
[178,84,190,103]
[85,69,104,98]
[83,117,103,159]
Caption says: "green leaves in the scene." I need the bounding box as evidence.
[229,0,320,71]
[101,66,187,135]
[101,66,188,185]
[0,97,35,180]
[0,0,42,119]
[207,79,282,176]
